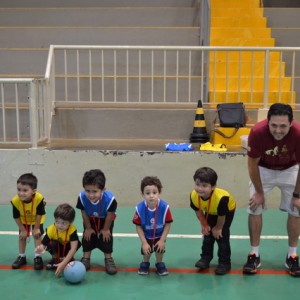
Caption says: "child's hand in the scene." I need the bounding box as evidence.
[34,244,46,254]
[201,225,211,236]
[142,243,151,255]
[83,228,96,241]
[32,228,41,239]
[212,227,223,239]
[19,230,28,240]
[154,239,165,253]
[55,261,66,277]
[100,229,111,242]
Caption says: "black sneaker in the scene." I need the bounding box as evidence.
[243,253,261,274]
[138,261,150,275]
[195,258,210,270]
[80,257,91,271]
[46,258,60,270]
[215,263,231,275]
[33,256,44,270]
[155,262,169,276]
[104,257,117,275]
[12,256,27,269]
[285,255,300,277]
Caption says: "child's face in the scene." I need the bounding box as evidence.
[17,183,36,202]
[54,218,71,232]
[84,185,103,203]
[142,185,160,209]
[194,179,215,200]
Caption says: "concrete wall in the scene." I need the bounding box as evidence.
[0,148,254,209]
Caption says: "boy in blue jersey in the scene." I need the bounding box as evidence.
[76,169,118,275]
[132,176,173,276]
[190,167,236,275]
[35,203,81,276]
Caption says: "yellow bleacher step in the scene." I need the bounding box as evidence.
[209,77,291,91]
[210,0,260,7]
[210,28,271,39]
[211,17,266,28]
[211,8,264,18]
[209,61,286,77]
[210,38,275,47]
[209,51,281,61]
[209,91,295,104]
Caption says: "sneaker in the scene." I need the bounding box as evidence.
[285,255,300,277]
[12,256,27,269]
[243,253,261,274]
[33,256,44,270]
[195,258,210,270]
[138,262,150,275]
[155,262,169,276]
[80,257,91,271]
[105,257,117,275]
[215,263,231,275]
[45,258,60,270]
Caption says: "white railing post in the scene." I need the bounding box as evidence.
[29,80,38,148]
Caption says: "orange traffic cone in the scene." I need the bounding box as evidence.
[190,100,210,143]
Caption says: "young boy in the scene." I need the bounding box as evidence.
[76,169,118,275]
[190,167,236,275]
[35,203,81,276]
[132,176,173,276]
[11,173,46,270]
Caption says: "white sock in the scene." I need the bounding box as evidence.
[19,253,26,257]
[34,253,41,258]
[251,246,259,257]
[288,247,297,258]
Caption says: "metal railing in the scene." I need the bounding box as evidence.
[45,45,299,107]
[1,45,300,147]
[0,78,51,147]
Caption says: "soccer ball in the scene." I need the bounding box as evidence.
[64,261,86,284]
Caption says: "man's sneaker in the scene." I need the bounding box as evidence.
[105,257,117,275]
[80,257,91,271]
[285,255,300,277]
[33,256,44,270]
[195,258,210,270]
[12,256,27,269]
[155,262,169,276]
[138,262,150,275]
[45,258,60,270]
[215,263,231,275]
[243,253,261,274]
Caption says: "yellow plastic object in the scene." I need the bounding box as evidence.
[200,142,227,152]
[212,127,251,146]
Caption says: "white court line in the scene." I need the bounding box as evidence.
[0,231,288,239]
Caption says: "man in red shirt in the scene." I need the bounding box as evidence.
[243,103,300,277]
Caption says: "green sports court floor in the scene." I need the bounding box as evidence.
[0,205,298,300]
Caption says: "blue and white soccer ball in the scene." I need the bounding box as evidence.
[64,261,86,284]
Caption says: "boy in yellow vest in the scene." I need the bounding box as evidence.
[190,167,236,275]
[35,203,81,276]
[11,173,46,270]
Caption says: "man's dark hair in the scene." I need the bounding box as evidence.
[267,103,293,123]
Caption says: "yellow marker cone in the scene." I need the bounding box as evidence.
[190,100,210,143]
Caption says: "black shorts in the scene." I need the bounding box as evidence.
[82,222,114,254]
[46,240,81,257]
[140,238,166,255]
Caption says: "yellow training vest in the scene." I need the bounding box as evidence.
[190,187,236,215]
[11,192,46,224]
